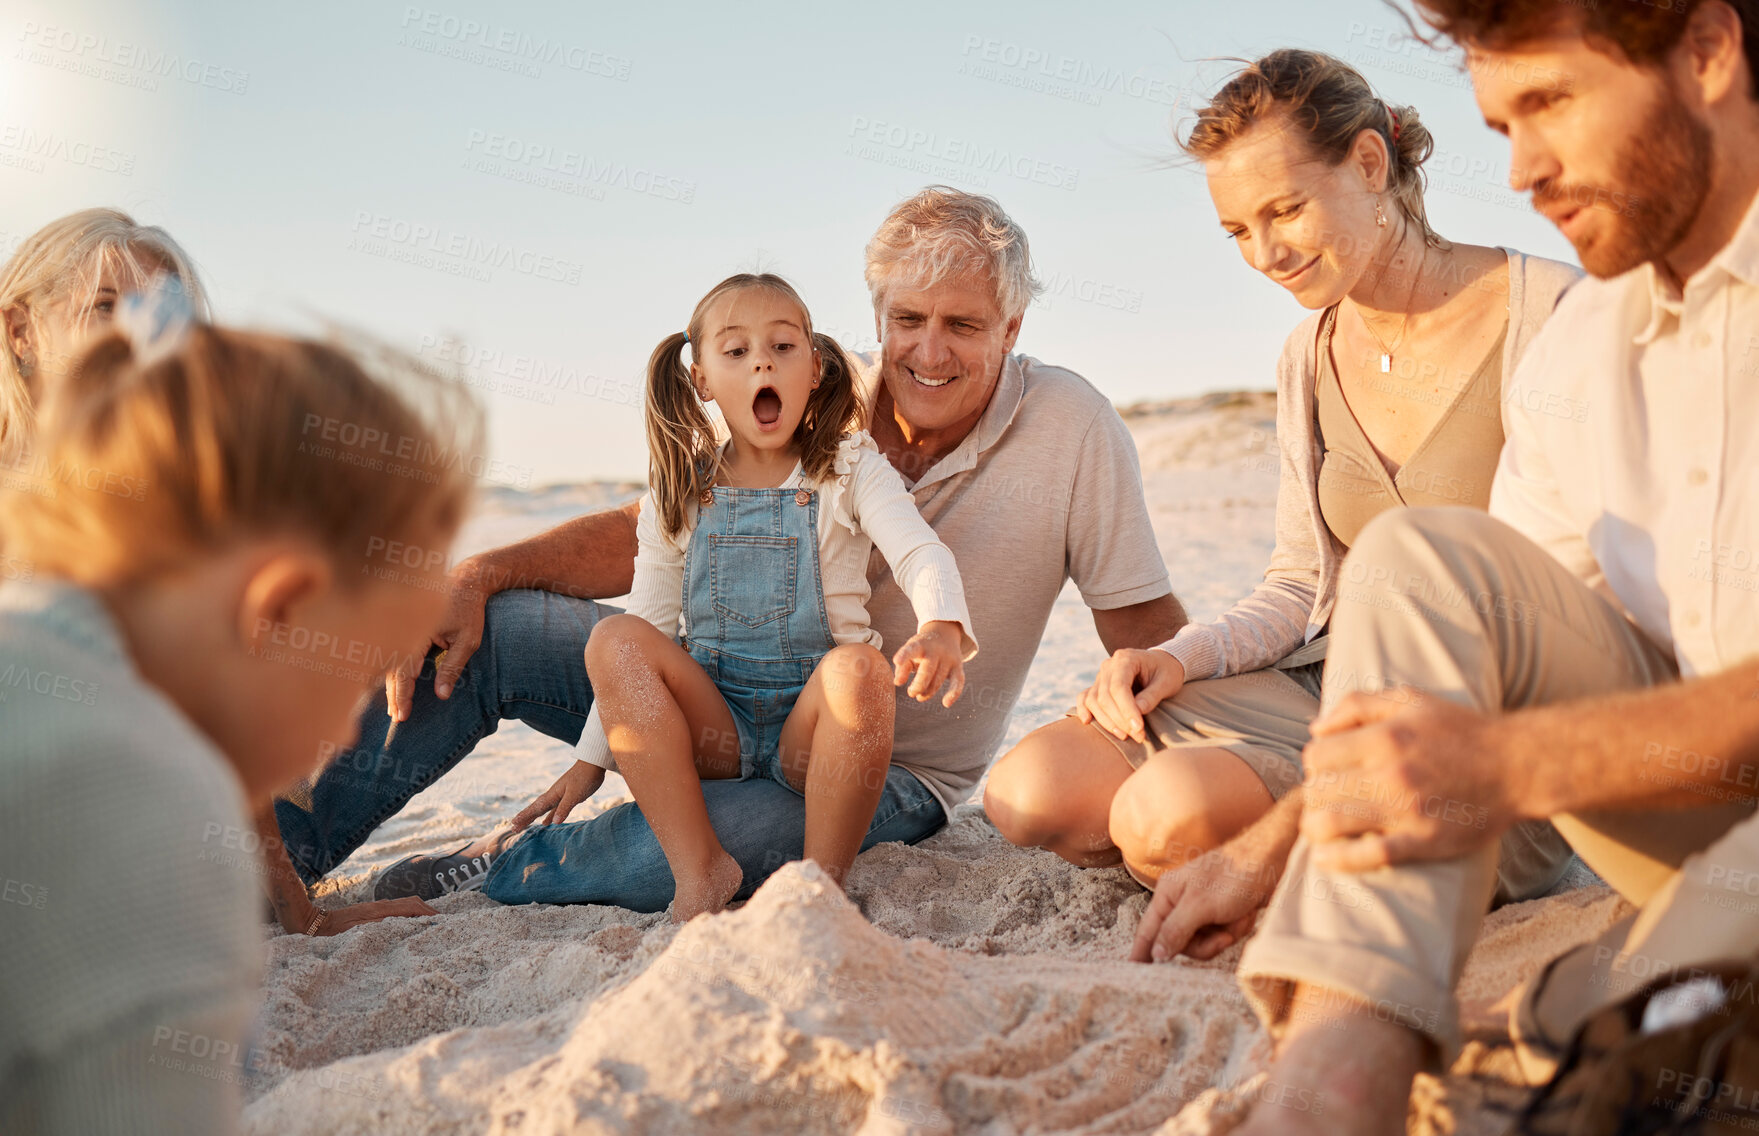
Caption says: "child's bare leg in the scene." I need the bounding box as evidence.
[777,644,896,888]
[584,615,744,921]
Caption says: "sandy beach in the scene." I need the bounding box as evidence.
[241,390,1623,1134]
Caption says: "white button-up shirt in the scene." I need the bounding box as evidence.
[1491,193,1759,679]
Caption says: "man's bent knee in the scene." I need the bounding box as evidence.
[1347,507,1510,587]
[984,741,1073,849]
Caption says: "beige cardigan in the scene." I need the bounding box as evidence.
[1157,248,1584,681]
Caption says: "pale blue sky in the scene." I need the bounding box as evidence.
[2,0,1573,486]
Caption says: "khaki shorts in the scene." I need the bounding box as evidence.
[1086,660,1325,801]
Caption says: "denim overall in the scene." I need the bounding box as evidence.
[682,483,836,788]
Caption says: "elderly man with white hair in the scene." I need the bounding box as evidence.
[274,186,1187,911]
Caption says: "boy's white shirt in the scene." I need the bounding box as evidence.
[573,430,974,771]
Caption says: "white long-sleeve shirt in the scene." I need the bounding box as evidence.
[575,431,975,770]
[1490,191,1759,678]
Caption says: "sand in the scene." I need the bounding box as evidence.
[241,393,1631,1134]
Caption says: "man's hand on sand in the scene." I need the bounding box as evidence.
[1075,648,1184,743]
[512,760,607,830]
[385,560,491,722]
[1131,841,1276,964]
[1300,689,1518,871]
[309,897,438,935]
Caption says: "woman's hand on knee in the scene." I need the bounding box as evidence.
[1076,649,1185,742]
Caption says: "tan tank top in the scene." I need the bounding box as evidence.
[1315,305,1508,548]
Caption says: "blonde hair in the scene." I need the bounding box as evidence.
[646,274,862,539]
[1179,50,1446,249]
[0,324,482,589]
[864,186,1043,321]
[0,208,209,465]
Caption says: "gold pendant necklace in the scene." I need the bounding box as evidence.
[1359,245,1426,374]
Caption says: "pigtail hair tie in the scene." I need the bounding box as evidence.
[115,275,194,369]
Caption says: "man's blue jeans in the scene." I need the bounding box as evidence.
[273,589,947,912]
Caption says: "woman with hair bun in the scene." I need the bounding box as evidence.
[983,49,1580,959]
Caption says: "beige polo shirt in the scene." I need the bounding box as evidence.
[859,353,1172,810]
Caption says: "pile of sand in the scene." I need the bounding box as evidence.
[240,395,1632,1133]
[245,800,1627,1135]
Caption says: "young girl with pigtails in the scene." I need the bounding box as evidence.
[566,272,976,921]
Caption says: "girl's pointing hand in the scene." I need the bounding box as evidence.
[892,620,968,708]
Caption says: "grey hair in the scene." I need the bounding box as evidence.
[864,186,1043,321]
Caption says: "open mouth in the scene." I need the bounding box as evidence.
[908,367,955,389]
[753,386,783,426]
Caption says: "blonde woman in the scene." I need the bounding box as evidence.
[1,208,208,465]
[0,302,479,1132]
[983,50,1580,958]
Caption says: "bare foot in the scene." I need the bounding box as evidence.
[669,849,743,923]
[1233,986,1425,1136]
